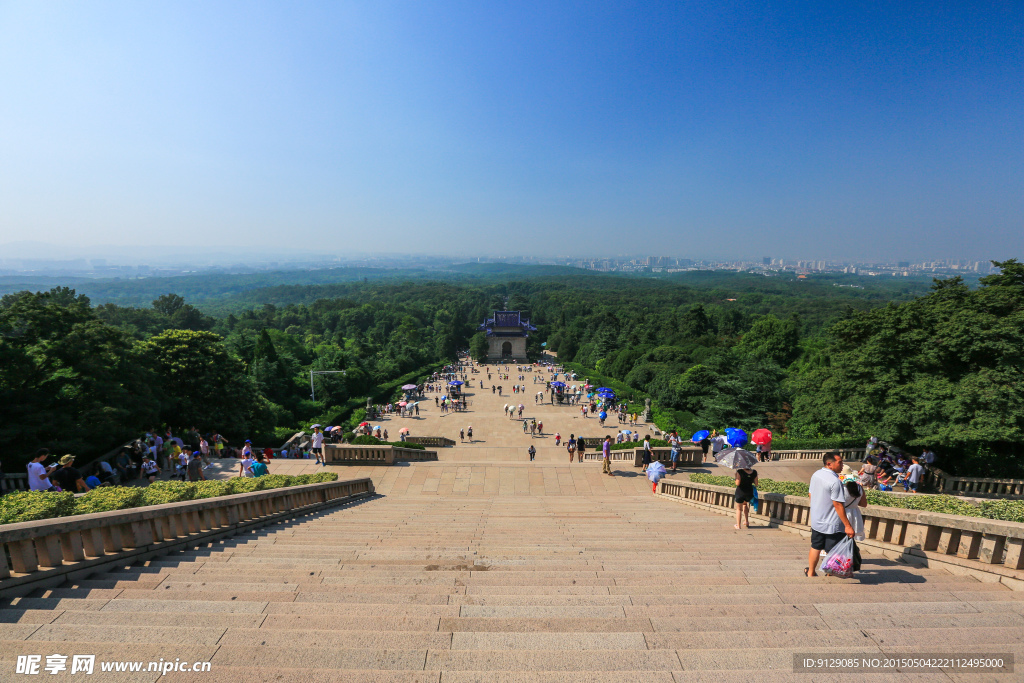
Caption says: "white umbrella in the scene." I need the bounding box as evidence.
[647,461,667,483]
[715,447,758,470]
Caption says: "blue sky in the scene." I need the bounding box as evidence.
[0,1,1021,260]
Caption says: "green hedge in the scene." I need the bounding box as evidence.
[74,487,145,515]
[348,434,426,449]
[610,439,668,451]
[0,472,342,525]
[686,473,1024,523]
[0,491,76,524]
[142,481,196,506]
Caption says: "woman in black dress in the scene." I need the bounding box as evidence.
[734,466,758,529]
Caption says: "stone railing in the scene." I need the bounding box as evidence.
[925,468,1024,499]
[405,436,457,447]
[324,444,438,465]
[580,451,638,463]
[578,447,703,467]
[658,479,1024,590]
[637,447,704,468]
[771,448,866,461]
[0,478,374,597]
[1,474,29,494]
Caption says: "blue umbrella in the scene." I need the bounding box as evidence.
[691,429,710,443]
[449,380,464,386]
[550,381,566,388]
[597,387,613,393]
[725,428,748,448]
[599,411,607,420]
[647,461,667,483]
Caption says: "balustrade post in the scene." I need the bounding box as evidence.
[979,534,1006,565]
[82,528,105,557]
[1003,538,1024,570]
[957,531,983,559]
[59,532,85,562]
[10,540,38,573]
[34,535,63,567]
[936,528,961,555]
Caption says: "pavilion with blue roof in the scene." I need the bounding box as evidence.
[478,310,537,361]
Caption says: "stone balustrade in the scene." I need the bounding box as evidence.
[405,436,457,447]
[1,474,29,494]
[0,478,374,597]
[925,467,1024,499]
[659,479,1024,589]
[771,448,866,461]
[635,447,704,467]
[324,444,438,465]
[577,447,704,467]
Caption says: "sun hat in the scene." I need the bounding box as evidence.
[59,455,75,465]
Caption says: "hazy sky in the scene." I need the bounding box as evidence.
[1,1,1021,260]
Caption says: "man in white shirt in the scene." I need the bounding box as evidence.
[27,450,57,491]
[905,458,925,493]
[922,449,935,467]
[239,454,255,478]
[710,431,728,458]
[807,452,855,578]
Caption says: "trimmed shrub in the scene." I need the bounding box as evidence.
[74,487,145,515]
[0,491,76,524]
[258,474,295,490]
[191,481,230,499]
[348,435,426,450]
[142,481,197,506]
[224,478,262,494]
[611,439,668,451]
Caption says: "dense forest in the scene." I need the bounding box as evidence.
[1,263,1020,477]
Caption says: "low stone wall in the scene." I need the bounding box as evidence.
[324,444,438,465]
[637,447,704,468]
[1,474,29,494]
[0,478,374,597]
[578,447,703,467]
[925,467,1024,500]
[658,479,1024,590]
[405,436,456,447]
[771,448,866,461]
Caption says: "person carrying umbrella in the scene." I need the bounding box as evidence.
[733,460,759,529]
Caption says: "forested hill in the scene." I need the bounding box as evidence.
[0,265,941,313]
[2,262,1018,477]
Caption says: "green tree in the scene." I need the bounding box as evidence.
[144,329,258,435]
[470,332,489,364]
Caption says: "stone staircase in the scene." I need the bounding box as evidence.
[3,362,1022,679]
[2,493,1023,680]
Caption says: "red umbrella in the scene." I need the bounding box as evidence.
[359,421,370,427]
[751,428,773,445]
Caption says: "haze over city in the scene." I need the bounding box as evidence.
[1,1,1022,262]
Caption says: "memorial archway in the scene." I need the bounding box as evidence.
[501,341,512,357]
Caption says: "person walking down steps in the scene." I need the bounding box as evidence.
[602,435,613,475]
[528,444,536,462]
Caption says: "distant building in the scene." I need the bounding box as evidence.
[762,257,771,266]
[478,311,537,361]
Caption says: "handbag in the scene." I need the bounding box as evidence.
[751,486,759,513]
